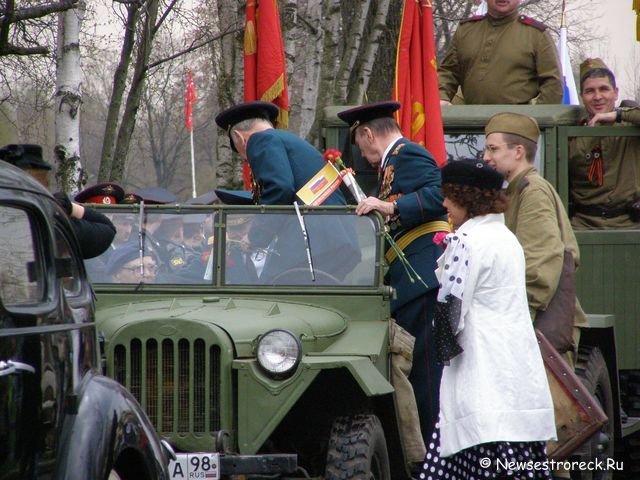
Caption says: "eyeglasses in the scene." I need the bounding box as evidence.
[483,143,515,154]
[121,264,158,274]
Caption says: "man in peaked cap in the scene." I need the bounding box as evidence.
[75,182,125,205]
[483,112,588,480]
[568,57,640,229]
[438,0,562,105]
[133,186,177,205]
[215,101,346,206]
[338,101,449,451]
[0,144,116,259]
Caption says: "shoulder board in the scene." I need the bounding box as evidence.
[390,143,406,157]
[517,176,530,193]
[460,14,485,25]
[518,15,548,31]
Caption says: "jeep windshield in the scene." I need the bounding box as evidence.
[85,207,380,287]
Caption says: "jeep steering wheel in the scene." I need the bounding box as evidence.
[269,267,341,285]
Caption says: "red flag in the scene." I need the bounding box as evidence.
[242,0,289,188]
[393,0,447,167]
[184,69,197,132]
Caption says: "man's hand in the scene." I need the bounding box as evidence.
[440,100,452,106]
[355,196,394,217]
[587,111,616,127]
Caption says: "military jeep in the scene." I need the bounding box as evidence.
[0,162,170,479]
[87,203,415,479]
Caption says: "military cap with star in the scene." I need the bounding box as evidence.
[74,182,125,204]
[0,144,52,170]
[133,186,177,205]
[215,101,279,152]
[337,101,401,142]
[579,57,612,82]
[121,192,143,204]
[441,159,505,191]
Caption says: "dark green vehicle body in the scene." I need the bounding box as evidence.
[325,104,640,477]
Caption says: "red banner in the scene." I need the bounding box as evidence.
[393,0,446,167]
[184,69,197,132]
[242,0,289,188]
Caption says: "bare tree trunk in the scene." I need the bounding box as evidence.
[54,1,85,195]
[98,3,139,182]
[110,0,160,182]
[210,0,243,188]
[347,0,391,104]
[334,1,371,102]
[306,0,342,145]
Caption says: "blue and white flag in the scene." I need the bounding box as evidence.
[559,25,579,105]
[475,0,487,15]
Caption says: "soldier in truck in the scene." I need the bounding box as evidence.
[568,57,640,229]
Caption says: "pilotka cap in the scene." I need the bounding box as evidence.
[485,112,540,144]
[579,57,610,81]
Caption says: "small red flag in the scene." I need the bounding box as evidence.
[242,0,289,189]
[184,69,197,131]
[393,0,447,167]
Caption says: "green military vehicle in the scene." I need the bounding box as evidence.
[324,103,640,480]
[87,203,419,479]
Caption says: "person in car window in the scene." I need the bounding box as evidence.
[421,158,556,480]
[106,243,159,283]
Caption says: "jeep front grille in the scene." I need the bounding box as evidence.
[113,338,221,434]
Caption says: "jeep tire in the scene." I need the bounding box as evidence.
[325,414,391,480]
[574,346,614,480]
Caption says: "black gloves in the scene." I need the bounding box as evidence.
[53,191,73,216]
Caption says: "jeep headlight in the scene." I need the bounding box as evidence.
[256,329,302,379]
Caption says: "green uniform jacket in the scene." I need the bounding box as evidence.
[505,166,588,327]
[569,106,640,229]
[438,11,562,105]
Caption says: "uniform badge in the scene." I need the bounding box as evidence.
[379,165,395,200]
[586,145,603,186]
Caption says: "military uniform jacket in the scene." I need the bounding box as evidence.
[438,11,562,105]
[247,128,345,206]
[378,138,447,312]
[246,129,360,281]
[505,166,588,327]
[568,106,640,229]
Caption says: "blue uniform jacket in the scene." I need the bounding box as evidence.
[246,129,359,282]
[379,138,447,312]
[247,129,346,206]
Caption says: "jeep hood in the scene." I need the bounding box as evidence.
[96,296,347,353]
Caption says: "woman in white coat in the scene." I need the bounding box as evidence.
[420,159,556,480]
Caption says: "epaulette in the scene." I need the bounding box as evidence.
[390,143,406,157]
[518,15,548,31]
[517,176,530,193]
[460,14,485,24]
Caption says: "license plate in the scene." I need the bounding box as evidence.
[169,452,220,479]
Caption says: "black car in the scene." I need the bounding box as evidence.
[0,162,171,479]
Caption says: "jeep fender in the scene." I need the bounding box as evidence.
[54,371,169,480]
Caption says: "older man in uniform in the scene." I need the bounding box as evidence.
[215,101,360,283]
[484,113,589,480]
[438,0,563,105]
[337,101,449,453]
[568,58,640,229]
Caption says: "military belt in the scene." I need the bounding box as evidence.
[384,220,451,265]
[573,203,627,219]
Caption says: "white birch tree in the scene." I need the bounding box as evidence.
[54,2,85,194]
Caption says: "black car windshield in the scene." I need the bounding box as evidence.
[85,209,378,287]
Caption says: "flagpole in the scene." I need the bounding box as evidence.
[190,129,197,198]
